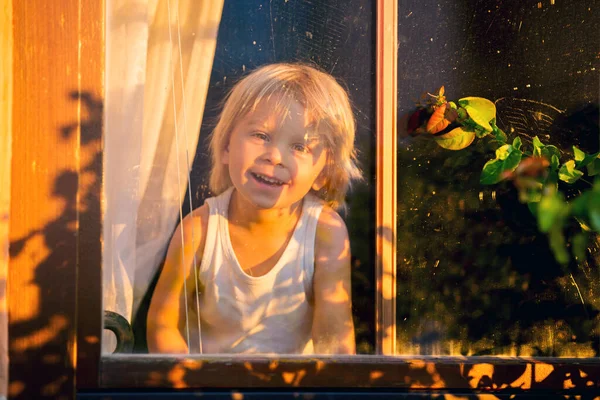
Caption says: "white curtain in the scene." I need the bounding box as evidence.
[103,0,224,352]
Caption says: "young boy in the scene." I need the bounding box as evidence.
[147,63,362,354]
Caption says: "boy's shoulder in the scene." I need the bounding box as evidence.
[315,205,349,255]
[174,203,210,253]
[181,202,209,229]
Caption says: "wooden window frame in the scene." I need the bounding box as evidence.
[7,0,600,397]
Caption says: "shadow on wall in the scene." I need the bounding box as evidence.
[8,91,102,399]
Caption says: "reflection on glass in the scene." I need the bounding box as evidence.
[396,1,599,356]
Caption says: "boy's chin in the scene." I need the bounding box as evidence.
[249,194,304,211]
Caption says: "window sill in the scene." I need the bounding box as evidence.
[100,354,600,390]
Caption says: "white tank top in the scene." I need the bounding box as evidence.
[195,187,324,354]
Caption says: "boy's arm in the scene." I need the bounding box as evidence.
[147,205,208,353]
[312,207,356,354]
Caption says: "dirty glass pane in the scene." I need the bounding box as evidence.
[131,0,377,354]
[396,0,599,356]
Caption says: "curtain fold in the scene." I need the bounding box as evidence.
[103,0,223,353]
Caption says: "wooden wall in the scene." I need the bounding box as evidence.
[8,1,103,399]
[1,0,13,397]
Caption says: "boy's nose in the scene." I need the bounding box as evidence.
[264,144,284,165]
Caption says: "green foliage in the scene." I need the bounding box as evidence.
[408,87,600,266]
[558,160,584,184]
[434,127,475,150]
[480,144,523,184]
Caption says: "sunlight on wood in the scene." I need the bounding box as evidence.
[41,375,68,397]
[534,362,553,383]
[181,358,203,370]
[369,370,384,381]
[243,361,271,382]
[281,369,306,386]
[145,371,163,386]
[315,359,325,372]
[467,363,495,388]
[0,1,11,397]
[84,335,99,344]
[10,315,68,352]
[408,359,427,369]
[8,381,24,397]
[167,364,187,388]
[9,234,48,322]
[230,391,244,400]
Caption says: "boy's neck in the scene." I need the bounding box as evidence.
[228,189,303,232]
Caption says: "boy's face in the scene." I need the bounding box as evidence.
[223,96,328,210]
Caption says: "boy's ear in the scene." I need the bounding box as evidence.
[311,170,327,191]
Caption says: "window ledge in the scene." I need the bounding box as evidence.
[100,354,600,390]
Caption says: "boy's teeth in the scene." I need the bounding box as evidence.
[254,173,282,185]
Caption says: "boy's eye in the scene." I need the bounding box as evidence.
[292,143,310,153]
[251,132,269,141]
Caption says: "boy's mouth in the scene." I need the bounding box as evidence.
[251,172,286,186]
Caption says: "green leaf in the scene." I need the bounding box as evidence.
[502,149,523,171]
[458,97,496,132]
[571,191,591,219]
[574,146,586,163]
[532,137,560,162]
[480,144,523,184]
[527,201,539,216]
[572,231,589,261]
[551,154,560,170]
[558,160,584,184]
[548,225,569,266]
[480,160,504,185]
[541,145,560,161]
[532,136,544,157]
[490,120,507,144]
[474,126,490,138]
[512,137,522,151]
[573,146,600,171]
[589,190,600,232]
[434,126,476,150]
[519,185,543,203]
[588,158,600,176]
[538,191,567,233]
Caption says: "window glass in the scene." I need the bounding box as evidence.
[104,0,377,355]
[396,0,599,356]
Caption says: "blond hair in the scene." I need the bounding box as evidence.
[209,63,362,209]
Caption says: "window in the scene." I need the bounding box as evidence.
[7,0,600,398]
[396,0,600,359]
